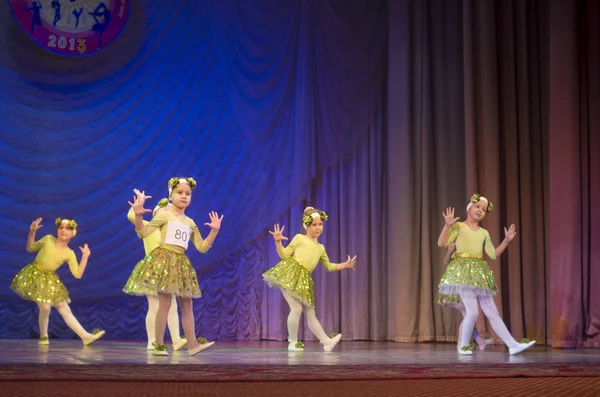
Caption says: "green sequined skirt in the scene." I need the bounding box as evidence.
[263,257,315,307]
[123,247,201,298]
[10,263,71,305]
[434,293,463,308]
[438,256,498,297]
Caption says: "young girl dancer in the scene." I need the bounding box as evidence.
[437,194,535,355]
[263,207,356,352]
[435,242,493,351]
[124,177,222,356]
[125,189,186,351]
[10,218,105,345]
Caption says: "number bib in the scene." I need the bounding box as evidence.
[164,222,192,250]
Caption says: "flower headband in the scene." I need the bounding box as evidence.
[168,177,197,195]
[55,218,78,236]
[467,193,494,212]
[302,207,328,229]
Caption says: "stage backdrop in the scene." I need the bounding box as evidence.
[0,0,598,348]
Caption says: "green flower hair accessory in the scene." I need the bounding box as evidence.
[302,209,328,226]
[157,198,169,208]
[168,177,197,190]
[469,193,494,212]
[302,214,313,225]
[168,177,180,190]
[168,177,197,193]
[55,218,77,230]
[318,210,328,221]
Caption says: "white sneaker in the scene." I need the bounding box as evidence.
[288,340,304,351]
[189,341,215,356]
[509,341,536,355]
[147,342,155,350]
[153,344,169,356]
[83,330,105,346]
[172,338,187,351]
[323,334,342,352]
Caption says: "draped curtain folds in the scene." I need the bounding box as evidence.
[387,0,467,342]
[0,0,389,341]
[462,0,548,343]
[207,0,387,181]
[548,0,600,348]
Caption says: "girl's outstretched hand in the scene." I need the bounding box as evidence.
[30,218,43,232]
[128,195,152,216]
[345,255,357,271]
[204,211,223,231]
[442,207,460,226]
[79,244,91,257]
[504,224,517,241]
[269,224,288,242]
[133,188,152,201]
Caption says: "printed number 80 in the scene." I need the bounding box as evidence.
[175,230,188,241]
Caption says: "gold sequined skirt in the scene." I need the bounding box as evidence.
[263,257,315,307]
[123,247,201,298]
[438,255,498,297]
[10,263,71,305]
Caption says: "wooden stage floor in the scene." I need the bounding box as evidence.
[0,339,597,366]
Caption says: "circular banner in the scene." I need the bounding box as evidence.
[9,0,131,56]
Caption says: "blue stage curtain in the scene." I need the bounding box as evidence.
[0,0,388,341]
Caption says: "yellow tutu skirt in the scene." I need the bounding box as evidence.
[10,263,71,305]
[263,257,315,307]
[123,247,201,298]
[438,255,498,297]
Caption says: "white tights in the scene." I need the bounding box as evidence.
[455,306,480,343]
[458,293,519,349]
[37,301,94,340]
[146,294,182,344]
[281,289,329,342]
